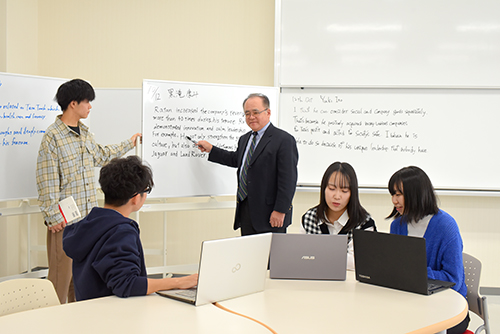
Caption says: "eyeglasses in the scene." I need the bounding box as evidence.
[130,186,152,198]
[244,108,268,118]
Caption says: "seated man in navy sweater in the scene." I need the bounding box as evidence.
[63,156,198,301]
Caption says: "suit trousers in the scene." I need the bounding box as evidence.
[46,227,75,304]
[237,199,286,236]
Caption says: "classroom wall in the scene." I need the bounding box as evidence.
[0,0,38,74]
[1,0,499,288]
[36,0,275,88]
[0,0,41,277]
[0,0,6,71]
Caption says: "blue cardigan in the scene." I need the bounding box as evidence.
[63,207,148,301]
[390,210,467,297]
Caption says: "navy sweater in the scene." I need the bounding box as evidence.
[63,207,148,301]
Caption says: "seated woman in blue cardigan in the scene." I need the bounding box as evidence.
[387,166,469,334]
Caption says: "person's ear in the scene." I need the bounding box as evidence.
[68,100,78,109]
[129,193,140,206]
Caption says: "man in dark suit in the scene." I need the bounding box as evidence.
[196,93,298,235]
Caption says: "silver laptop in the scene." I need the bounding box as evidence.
[353,230,455,295]
[269,234,348,280]
[157,233,272,306]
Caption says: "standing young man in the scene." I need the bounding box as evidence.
[63,156,198,301]
[196,93,299,235]
[36,79,141,303]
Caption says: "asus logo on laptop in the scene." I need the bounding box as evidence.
[359,274,371,280]
[301,255,315,260]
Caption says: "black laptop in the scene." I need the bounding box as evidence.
[353,230,455,295]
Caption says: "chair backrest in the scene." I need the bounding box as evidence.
[463,253,490,334]
[463,253,482,317]
[463,253,484,317]
[0,278,60,317]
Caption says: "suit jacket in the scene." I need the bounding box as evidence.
[208,123,298,232]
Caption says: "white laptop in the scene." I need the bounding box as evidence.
[269,233,348,280]
[157,233,272,306]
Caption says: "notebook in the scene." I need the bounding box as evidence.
[269,233,348,280]
[353,229,455,295]
[157,233,272,306]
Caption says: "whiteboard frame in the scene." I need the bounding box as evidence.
[142,79,279,198]
[278,86,500,192]
[0,72,67,201]
[274,1,500,194]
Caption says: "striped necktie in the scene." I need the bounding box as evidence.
[237,132,257,202]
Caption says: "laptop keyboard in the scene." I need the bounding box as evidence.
[174,288,197,298]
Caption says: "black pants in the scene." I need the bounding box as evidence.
[237,199,287,236]
[447,312,470,334]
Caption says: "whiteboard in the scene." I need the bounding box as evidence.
[278,0,500,87]
[0,72,65,201]
[90,88,142,146]
[279,87,500,191]
[89,88,142,188]
[142,80,279,198]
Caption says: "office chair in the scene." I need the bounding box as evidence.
[0,278,60,317]
[463,253,490,334]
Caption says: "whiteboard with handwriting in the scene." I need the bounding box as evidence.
[280,87,500,191]
[0,72,65,201]
[142,80,279,198]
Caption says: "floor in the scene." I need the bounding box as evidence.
[467,294,498,333]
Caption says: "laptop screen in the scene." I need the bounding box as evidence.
[353,230,431,294]
[270,234,347,280]
[158,233,273,306]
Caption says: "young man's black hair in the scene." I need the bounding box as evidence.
[99,156,154,207]
[55,78,96,111]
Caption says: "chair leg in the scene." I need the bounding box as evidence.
[474,324,485,334]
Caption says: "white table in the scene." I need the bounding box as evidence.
[0,272,467,333]
[223,272,468,333]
